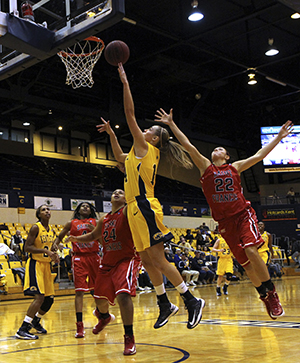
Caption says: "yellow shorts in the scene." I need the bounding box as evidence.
[127,197,173,252]
[23,258,54,296]
[259,250,270,265]
[216,258,233,276]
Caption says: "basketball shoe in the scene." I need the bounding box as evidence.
[31,317,47,334]
[184,297,205,329]
[216,287,222,296]
[75,322,85,338]
[153,302,179,329]
[123,334,136,356]
[260,287,284,320]
[93,313,115,334]
[15,326,38,340]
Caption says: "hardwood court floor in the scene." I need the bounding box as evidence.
[0,276,299,363]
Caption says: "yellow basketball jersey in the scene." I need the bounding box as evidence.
[31,222,56,262]
[124,143,160,202]
[218,237,232,259]
[259,231,269,254]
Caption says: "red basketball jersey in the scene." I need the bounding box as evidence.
[200,164,251,221]
[70,218,99,253]
[101,207,140,268]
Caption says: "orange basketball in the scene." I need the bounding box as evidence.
[104,40,130,66]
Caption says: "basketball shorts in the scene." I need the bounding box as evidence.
[217,258,234,276]
[259,250,271,265]
[127,197,173,252]
[72,253,100,291]
[94,257,141,305]
[218,207,263,266]
[23,258,54,296]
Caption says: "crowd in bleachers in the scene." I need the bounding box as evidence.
[0,220,295,296]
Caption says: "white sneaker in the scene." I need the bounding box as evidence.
[189,281,196,286]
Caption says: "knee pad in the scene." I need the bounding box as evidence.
[225,273,233,281]
[40,296,54,313]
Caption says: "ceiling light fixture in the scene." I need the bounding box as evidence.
[23,121,30,126]
[265,38,279,56]
[291,12,300,19]
[247,70,257,85]
[188,0,204,22]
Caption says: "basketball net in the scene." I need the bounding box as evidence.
[57,36,105,89]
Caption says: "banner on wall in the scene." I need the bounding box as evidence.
[34,196,63,210]
[262,207,297,221]
[170,205,188,216]
[71,199,96,211]
[0,194,9,208]
[103,201,112,213]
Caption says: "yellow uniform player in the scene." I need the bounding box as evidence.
[212,235,234,296]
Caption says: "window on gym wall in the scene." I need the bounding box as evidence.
[71,139,86,157]
[41,134,55,152]
[11,129,30,143]
[0,128,9,140]
[0,128,30,143]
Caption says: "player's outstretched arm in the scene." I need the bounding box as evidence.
[155,108,211,175]
[96,117,127,163]
[118,63,147,154]
[233,120,293,174]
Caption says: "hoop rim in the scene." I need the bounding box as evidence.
[57,37,105,58]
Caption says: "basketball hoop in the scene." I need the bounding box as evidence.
[57,36,105,89]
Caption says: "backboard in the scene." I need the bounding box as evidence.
[0,0,125,80]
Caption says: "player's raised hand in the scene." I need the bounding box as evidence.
[118,62,128,84]
[154,108,174,126]
[96,117,113,135]
[278,120,294,139]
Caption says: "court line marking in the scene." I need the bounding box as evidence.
[0,342,190,363]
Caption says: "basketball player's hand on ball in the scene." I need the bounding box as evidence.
[118,63,128,84]
[155,108,174,126]
[96,117,113,135]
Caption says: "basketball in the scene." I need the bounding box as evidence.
[104,40,130,66]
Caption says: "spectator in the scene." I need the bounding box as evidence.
[138,265,153,290]
[291,238,300,267]
[286,187,296,204]
[55,243,71,279]
[178,236,192,253]
[190,251,215,284]
[197,223,209,232]
[278,235,290,266]
[0,243,14,256]
[185,229,195,243]
[195,230,205,249]
[177,253,199,286]
[173,248,182,266]
[11,230,24,252]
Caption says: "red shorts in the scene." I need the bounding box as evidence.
[218,207,263,267]
[94,257,141,305]
[72,253,100,291]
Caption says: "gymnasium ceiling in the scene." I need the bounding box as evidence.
[1,0,300,154]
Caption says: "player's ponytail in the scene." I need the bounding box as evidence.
[156,126,193,169]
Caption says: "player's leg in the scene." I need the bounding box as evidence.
[223,272,232,295]
[16,294,44,340]
[142,243,205,329]
[93,298,115,334]
[117,293,136,355]
[31,263,55,334]
[216,275,224,296]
